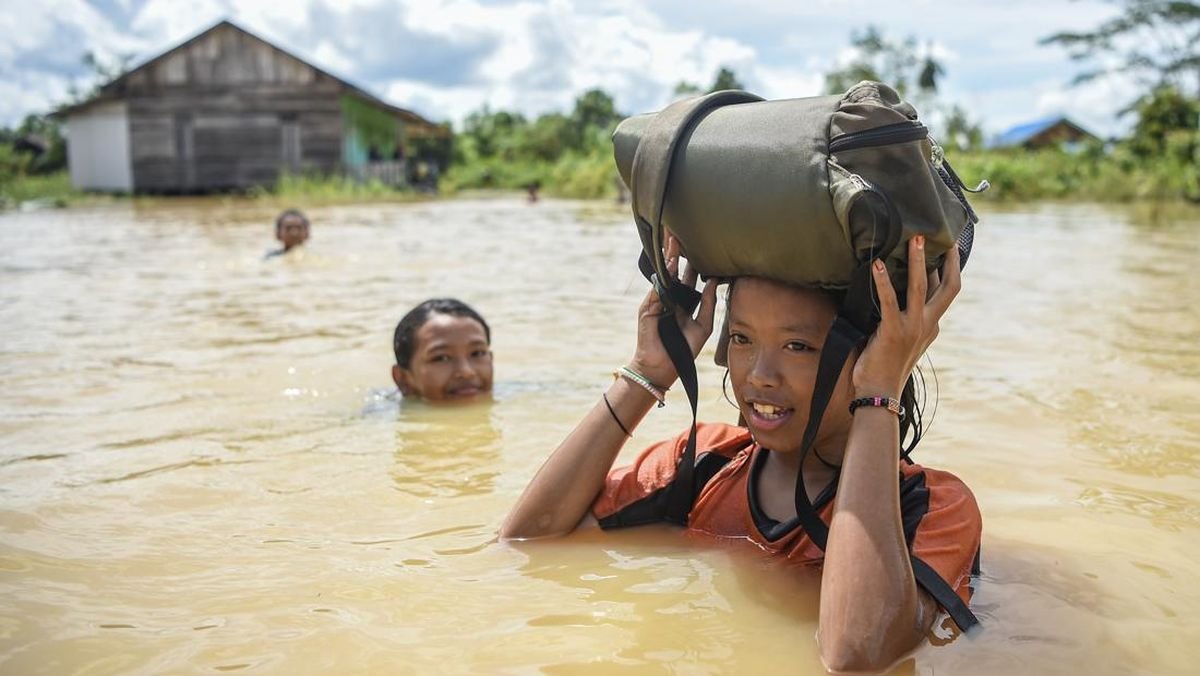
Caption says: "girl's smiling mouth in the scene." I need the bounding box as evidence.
[448,384,483,398]
[746,399,794,432]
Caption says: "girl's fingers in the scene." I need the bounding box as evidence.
[927,246,962,317]
[695,279,718,332]
[682,258,698,288]
[907,236,928,313]
[926,268,940,302]
[665,232,681,261]
[639,291,659,317]
[873,259,899,321]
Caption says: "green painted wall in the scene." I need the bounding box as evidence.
[340,95,404,168]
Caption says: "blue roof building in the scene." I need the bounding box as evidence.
[990,116,1099,150]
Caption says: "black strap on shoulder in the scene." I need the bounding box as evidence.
[627,91,762,527]
[791,315,866,548]
[633,251,701,528]
[792,180,904,549]
[693,451,735,504]
[598,449,740,530]
[658,302,701,526]
[911,554,980,632]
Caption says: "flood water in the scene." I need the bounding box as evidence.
[1,197,1198,674]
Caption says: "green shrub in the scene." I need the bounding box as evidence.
[0,171,80,208]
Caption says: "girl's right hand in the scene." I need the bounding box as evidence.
[626,236,718,388]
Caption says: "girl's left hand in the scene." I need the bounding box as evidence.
[852,236,961,397]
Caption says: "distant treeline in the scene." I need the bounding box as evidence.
[955,89,1198,203]
[437,12,1200,204]
[3,6,1198,207]
[437,81,1198,204]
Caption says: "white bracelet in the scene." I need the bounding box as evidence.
[615,366,668,407]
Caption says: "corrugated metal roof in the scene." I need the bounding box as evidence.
[56,19,442,133]
[990,117,1065,148]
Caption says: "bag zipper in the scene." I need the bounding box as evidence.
[841,126,988,239]
[829,121,928,154]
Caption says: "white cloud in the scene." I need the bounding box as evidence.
[1033,72,1139,138]
[0,73,73,124]
[0,0,1152,139]
[311,41,357,78]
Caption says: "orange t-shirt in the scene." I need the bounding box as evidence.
[591,423,982,628]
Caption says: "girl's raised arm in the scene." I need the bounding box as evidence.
[818,238,962,672]
[500,253,717,540]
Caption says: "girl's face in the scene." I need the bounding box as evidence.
[277,215,309,249]
[726,277,855,454]
[393,313,493,403]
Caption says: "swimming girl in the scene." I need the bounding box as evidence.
[265,209,310,259]
[392,298,494,403]
[501,236,980,672]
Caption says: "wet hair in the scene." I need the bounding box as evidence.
[720,278,929,460]
[275,209,309,234]
[393,298,491,368]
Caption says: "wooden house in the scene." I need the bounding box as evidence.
[58,19,443,193]
[990,116,1100,151]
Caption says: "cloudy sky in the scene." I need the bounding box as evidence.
[1,0,1133,137]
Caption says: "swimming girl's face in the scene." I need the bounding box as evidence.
[726,277,855,454]
[392,313,493,403]
[277,214,309,249]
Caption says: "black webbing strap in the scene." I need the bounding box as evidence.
[635,252,702,526]
[629,89,762,310]
[910,554,980,631]
[791,315,867,549]
[658,307,699,525]
[626,91,761,526]
[792,183,903,549]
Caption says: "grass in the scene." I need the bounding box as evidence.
[440,147,620,200]
[0,171,436,211]
[0,171,87,209]
[257,172,430,204]
[952,148,1200,204]
[3,151,1199,211]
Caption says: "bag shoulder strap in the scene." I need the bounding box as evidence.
[629,90,762,304]
[627,90,760,527]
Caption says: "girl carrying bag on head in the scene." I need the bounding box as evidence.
[502,82,984,672]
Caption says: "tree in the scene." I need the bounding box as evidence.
[942,105,984,151]
[568,88,620,152]
[709,66,744,92]
[824,27,982,149]
[570,89,619,134]
[1040,1,1200,100]
[527,113,577,160]
[824,26,940,99]
[462,106,527,159]
[1127,85,1199,158]
[673,81,703,99]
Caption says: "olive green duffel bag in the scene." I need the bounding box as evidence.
[610,82,984,626]
[614,81,982,301]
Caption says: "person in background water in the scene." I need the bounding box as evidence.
[265,209,310,259]
[392,298,494,403]
[525,180,541,203]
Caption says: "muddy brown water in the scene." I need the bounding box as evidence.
[1,198,1198,674]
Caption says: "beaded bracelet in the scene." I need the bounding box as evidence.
[614,365,668,408]
[849,396,904,418]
